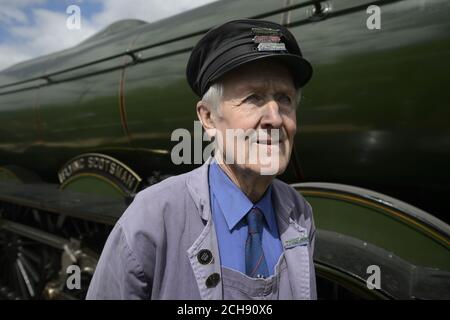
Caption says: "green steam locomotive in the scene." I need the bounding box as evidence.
[0,0,448,300]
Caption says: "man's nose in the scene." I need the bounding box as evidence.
[260,99,283,128]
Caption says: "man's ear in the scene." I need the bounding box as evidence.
[196,101,217,137]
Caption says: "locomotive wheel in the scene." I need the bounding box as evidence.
[0,201,112,299]
[0,204,60,299]
[0,230,59,299]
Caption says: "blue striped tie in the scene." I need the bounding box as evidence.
[245,207,269,278]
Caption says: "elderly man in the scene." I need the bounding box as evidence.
[87,19,316,300]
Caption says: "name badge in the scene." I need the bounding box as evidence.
[284,236,309,249]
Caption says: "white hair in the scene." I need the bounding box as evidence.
[201,82,224,116]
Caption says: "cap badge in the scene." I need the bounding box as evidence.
[251,27,282,36]
[251,27,287,52]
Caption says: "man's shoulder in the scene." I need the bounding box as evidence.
[137,170,191,200]
[117,168,198,231]
[272,178,307,202]
[272,178,313,218]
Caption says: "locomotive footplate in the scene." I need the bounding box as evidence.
[0,182,126,226]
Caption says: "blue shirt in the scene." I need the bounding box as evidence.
[208,161,283,275]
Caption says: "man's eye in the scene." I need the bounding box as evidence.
[244,94,263,105]
[277,94,292,105]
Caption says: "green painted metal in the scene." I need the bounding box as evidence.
[0,0,448,216]
[0,167,21,183]
[0,0,448,220]
[307,196,449,269]
[296,183,449,270]
[292,0,450,218]
[0,165,41,184]
[59,174,125,199]
[295,182,449,299]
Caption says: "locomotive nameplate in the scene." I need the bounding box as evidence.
[58,153,142,194]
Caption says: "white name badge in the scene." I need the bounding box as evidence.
[284,236,309,249]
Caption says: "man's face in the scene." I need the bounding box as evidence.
[211,59,298,176]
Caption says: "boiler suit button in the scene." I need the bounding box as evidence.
[205,273,220,288]
[197,249,213,265]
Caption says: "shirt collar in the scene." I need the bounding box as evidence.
[209,160,278,233]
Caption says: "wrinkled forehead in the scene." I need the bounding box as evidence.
[221,59,296,97]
